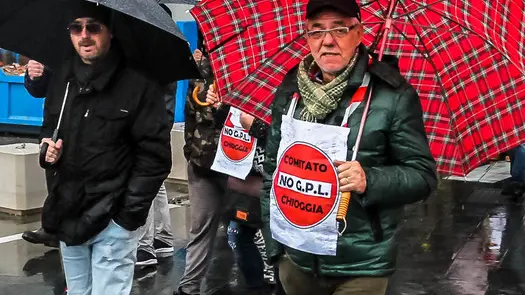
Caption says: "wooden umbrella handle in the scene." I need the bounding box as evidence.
[336,192,351,221]
[192,81,217,107]
[336,191,351,235]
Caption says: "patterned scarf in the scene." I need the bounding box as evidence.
[297,49,359,122]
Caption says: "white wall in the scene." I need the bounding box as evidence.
[165,4,196,22]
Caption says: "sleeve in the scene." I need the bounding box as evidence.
[360,85,437,208]
[39,74,58,141]
[163,81,177,123]
[212,104,231,125]
[183,84,197,161]
[248,118,269,140]
[24,67,51,98]
[260,89,287,265]
[114,82,172,231]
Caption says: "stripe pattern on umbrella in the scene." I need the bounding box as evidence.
[191,0,525,176]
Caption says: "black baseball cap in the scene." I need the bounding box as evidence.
[67,1,112,27]
[306,0,361,20]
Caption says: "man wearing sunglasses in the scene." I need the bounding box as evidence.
[22,4,178,261]
[38,2,171,294]
[260,0,437,294]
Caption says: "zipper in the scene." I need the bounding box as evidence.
[313,254,321,278]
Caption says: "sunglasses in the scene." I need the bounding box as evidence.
[67,22,103,35]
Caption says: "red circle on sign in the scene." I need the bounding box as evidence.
[272,142,339,228]
[220,114,256,161]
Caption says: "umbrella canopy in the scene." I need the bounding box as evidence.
[190,0,525,176]
[190,0,310,111]
[157,0,197,4]
[0,0,200,84]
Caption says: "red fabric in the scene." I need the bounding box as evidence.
[190,0,525,176]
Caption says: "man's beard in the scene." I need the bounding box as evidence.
[78,39,108,64]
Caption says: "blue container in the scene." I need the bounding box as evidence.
[0,71,45,127]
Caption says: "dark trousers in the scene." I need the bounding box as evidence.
[278,255,388,295]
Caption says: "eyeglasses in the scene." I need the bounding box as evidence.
[306,25,359,40]
[67,22,103,35]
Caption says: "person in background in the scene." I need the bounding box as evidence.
[502,144,525,199]
[205,85,285,295]
[135,2,177,268]
[174,43,231,295]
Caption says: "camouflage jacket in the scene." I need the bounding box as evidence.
[183,56,223,169]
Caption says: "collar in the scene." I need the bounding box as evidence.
[60,43,122,92]
[347,44,369,87]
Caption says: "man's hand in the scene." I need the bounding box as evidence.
[240,112,255,130]
[193,49,203,63]
[40,138,63,164]
[334,160,367,194]
[27,60,45,81]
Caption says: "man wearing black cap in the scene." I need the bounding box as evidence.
[260,0,437,294]
[39,2,171,294]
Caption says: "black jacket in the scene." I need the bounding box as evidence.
[41,47,172,245]
[24,67,51,98]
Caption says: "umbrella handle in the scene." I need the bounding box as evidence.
[336,192,351,235]
[192,81,217,107]
[39,130,59,169]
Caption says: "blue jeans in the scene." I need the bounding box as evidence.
[227,221,265,289]
[60,219,139,295]
[510,144,525,183]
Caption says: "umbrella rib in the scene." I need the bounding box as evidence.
[423,5,524,77]
[382,22,469,34]
[395,0,469,175]
[394,0,448,20]
[368,0,399,52]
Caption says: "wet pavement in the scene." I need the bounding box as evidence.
[0,135,523,295]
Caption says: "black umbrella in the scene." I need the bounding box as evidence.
[0,0,200,85]
[0,0,201,167]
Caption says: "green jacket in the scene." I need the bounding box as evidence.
[260,46,437,277]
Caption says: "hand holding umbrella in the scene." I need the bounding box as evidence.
[41,139,63,165]
[192,49,216,107]
[203,83,221,107]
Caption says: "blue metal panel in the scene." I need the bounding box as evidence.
[0,71,44,126]
[174,20,198,123]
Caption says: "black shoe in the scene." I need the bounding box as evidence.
[154,239,174,257]
[22,228,59,248]
[173,288,190,295]
[248,284,274,295]
[135,267,158,282]
[135,250,158,267]
[501,182,525,199]
[210,286,233,295]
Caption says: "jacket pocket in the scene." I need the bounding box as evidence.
[91,108,130,145]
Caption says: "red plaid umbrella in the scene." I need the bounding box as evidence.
[190,0,525,176]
